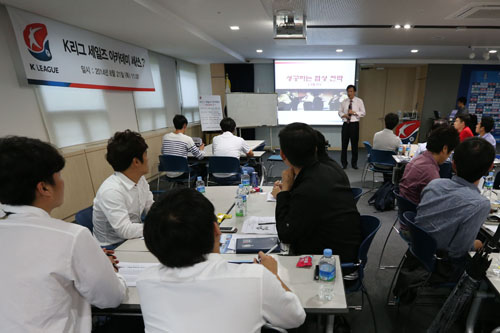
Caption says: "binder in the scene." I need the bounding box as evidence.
[235,237,280,254]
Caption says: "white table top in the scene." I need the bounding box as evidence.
[117,186,275,252]
[486,253,500,296]
[114,250,348,314]
[189,140,265,158]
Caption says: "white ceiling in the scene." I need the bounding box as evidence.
[3,0,500,64]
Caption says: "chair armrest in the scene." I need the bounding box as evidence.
[340,263,360,268]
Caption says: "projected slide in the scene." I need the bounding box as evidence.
[275,60,356,125]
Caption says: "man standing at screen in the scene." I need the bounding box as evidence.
[339,85,366,169]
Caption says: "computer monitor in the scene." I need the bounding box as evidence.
[433,110,440,119]
[449,109,458,121]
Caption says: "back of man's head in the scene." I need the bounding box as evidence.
[426,126,460,154]
[0,136,65,206]
[220,117,236,133]
[279,122,317,167]
[144,188,215,268]
[457,97,467,105]
[384,113,399,130]
[106,130,148,172]
[481,116,495,133]
[173,115,188,130]
[453,137,495,183]
[431,119,449,132]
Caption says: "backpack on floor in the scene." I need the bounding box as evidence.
[368,182,395,211]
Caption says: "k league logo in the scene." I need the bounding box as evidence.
[23,23,52,61]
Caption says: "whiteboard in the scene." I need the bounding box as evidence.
[226,93,278,127]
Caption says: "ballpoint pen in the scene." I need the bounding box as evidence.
[257,243,279,263]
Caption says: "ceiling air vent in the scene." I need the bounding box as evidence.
[448,3,500,19]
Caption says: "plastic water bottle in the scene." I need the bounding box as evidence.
[242,171,251,193]
[318,248,336,301]
[398,145,404,156]
[251,171,260,188]
[405,144,411,157]
[485,172,494,199]
[196,176,205,194]
[235,184,247,216]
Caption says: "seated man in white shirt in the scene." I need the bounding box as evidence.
[0,136,126,332]
[137,189,306,333]
[476,116,496,148]
[373,112,402,151]
[212,117,255,181]
[162,114,205,178]
[93,130,154,249]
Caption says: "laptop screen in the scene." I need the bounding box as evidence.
[449,110,458,119]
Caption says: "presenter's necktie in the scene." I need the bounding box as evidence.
[347,100,353,123]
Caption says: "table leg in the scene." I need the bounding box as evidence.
[325,315,335,333]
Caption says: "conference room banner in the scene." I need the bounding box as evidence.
[7,6,155,91]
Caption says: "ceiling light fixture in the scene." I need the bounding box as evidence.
[489,50,498,54]
[256,49,263,53]
[411,49,419,53]
[394,24,401,29]
[230,26,240,30]
[336,49,343,53]
[403,24,412,29]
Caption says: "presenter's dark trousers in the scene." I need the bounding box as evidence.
[341,121,359,167]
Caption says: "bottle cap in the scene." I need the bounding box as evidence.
[323,248,332,257]
[197,176,202,180]
[490,171,494,176]
[243,171,248,174]
[239,184,243,188]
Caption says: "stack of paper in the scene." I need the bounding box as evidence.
[117,262,158,287]
[241,216,277,235]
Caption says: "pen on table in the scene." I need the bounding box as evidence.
[219,203,236,224]
[257,243,280,263]
[314,265,319,280]
[258,222,276,225]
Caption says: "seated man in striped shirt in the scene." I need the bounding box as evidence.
[162,115,205,178]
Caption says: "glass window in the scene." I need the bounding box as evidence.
[35,85,111,147]
[177,60,200,123]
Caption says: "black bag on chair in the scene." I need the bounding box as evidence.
[368,182,395,211]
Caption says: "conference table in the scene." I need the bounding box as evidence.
[99,186,348,332]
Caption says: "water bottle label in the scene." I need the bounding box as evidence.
[196,186,205,193]
[319,264,336,281]
[242,180,250,186]
[241,194,247,202]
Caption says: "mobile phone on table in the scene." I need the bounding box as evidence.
[220,226,237,233]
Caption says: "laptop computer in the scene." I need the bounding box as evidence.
[449,109,458,122]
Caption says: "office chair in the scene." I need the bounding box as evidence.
[362,141,373,183]
[267,149,283,180]
[157,155,197,191]
[341,215,381,333]
[207,156,242,186]
[75,206,93,234]
[362,149,396,188]
[378,189,416,269]
[351,187,363,204]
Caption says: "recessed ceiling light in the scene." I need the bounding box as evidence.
[411,49,419,53]
[489,50,498,54]
[230,26,240,30]
[404,24,412,29]
[256,49,263,53]
[336,49,343,53]
[394,24,401,29]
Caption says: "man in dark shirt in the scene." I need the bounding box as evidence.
[274,123,362,265]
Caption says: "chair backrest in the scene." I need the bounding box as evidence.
[208,156,241,174]
[393,188,417,222]
[75,206,93,234]
[158,155,190,173]
[402,211,437,273]
[370,149,396,166]
[363,141,373,161]
[352,215,381,282]
[351,187,363,204]
[439,161,453,179]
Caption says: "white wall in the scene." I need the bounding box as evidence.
[0,4,208,146]
[0,5,49,140]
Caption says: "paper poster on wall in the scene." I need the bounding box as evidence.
[7,6,154,91]
[199,95,223,131]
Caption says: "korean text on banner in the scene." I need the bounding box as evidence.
[7,6,155,91]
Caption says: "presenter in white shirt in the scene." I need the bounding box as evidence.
[93,130,154,249]
[137,189,306,333]
[339,85,366,169]
[212,117,255,180]
[0,136,126,333]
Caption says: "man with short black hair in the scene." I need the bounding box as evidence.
[273,123,362,266]
[339,84,366,169]
[212,117,254,179]
[476,115,496,148]
[93,130,154,249]
[373,112,402,151]
[454,114,474,142]
[162,114,205,177]
[137,188,305,332]
[456,96,468,116]
[399,126,460,204]
[415,137,494,277]
[0,136,126,332]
